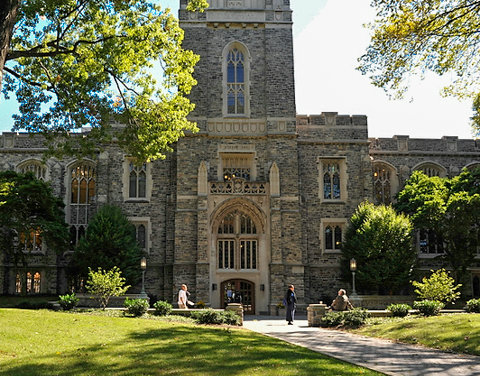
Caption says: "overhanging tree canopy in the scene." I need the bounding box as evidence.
[358,0,480,135]
[0,0,208,162]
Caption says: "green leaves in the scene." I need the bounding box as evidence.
[86,266,130,309]
[342,202,415,294]
[359,0,480,134]
[0,170,69,266]
[412,268,461,304]
[4,0,207,162]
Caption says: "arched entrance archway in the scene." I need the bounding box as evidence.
[221,279,255,314]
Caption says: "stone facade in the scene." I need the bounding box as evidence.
[1,1,480,311]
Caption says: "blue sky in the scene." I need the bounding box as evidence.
[0,0,474,139]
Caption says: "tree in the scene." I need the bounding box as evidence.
[358,0,480,135]
[341,202,415,294]
[395,168,480,288]
[85,266,130,309]
[0,170,69,293]
[69,205,143,287]
[1,0,208,162]
[412,268,461,304]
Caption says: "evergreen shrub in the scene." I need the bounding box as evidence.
[465,298,480,313]
[153,300,172,316]
[320,308,370,328]
[124,298,149,317]
[413,300,444,316]
[387,303,411,317]
[58,293,79,311]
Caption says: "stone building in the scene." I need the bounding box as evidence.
[1,0,479,312]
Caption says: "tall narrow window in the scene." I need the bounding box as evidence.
[129,162,147,198]
[227,49,245,114]
[323,162,341,199]
[223,42,250,117]
[69,162,95,246]
[373,165,392,204]
[15,273,21,294]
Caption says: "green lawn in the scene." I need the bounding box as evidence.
[0,309,381,376]
[353,313,480,356]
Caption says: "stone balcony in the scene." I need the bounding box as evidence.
[210,179,267,195]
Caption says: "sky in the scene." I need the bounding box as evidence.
[0,0,475,139]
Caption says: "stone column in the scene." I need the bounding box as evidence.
[226,303,244,326]
[307,303,327,327]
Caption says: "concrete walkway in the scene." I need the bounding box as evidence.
[243,316,480,376]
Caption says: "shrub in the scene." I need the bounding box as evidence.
[321,308,370,328]
[124,298,149,317]
[387,303,411,317]
[190,309,241,326]
[221,310,241,325]
[411,269,461,304]
[85,266,130,310]
[153,300,172,316]
[58,293,79,311]
[414,300,444,316]
[196,300,206,309]
[465,298,480,313]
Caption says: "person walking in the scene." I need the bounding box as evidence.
[178,284,188,309]
[284,284,297,325]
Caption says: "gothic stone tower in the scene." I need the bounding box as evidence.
[176,0,302,314]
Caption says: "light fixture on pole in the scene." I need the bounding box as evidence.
[140,257,147,299]
[350,258,357,296]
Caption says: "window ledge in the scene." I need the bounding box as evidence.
[320,200,346,204]
[324,250,342,254]
[124,199,150,203]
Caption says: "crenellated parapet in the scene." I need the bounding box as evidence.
[369,135,480,154]
[296,113,368,142]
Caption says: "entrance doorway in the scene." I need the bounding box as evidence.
[221,279,255,315]
[473,275,480,298]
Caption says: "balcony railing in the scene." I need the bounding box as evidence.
[210,179,267,195]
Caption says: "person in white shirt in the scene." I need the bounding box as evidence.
[178,284,188,309]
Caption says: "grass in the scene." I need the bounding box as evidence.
[0,309,382,376]
[352,313,480,356]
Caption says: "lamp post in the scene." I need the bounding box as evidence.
[350,258,357,297]
[140,257,147,299]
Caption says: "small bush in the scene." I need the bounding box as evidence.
[465,298,480,313]
[196,300,206,309]
[411,269,461,304]
[124,298,149,317]
[221,310,241,325]
[58,293,79,311]
[387,303,411,317]
[153,300,172,316]
[414,300,444,316]
[321,308,369,328]
[190,309,241,325]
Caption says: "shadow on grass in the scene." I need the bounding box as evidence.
[1,324,379,376]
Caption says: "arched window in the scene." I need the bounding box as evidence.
[129,162,147,198]
[223,42,250,116]
[414,162,446,178]
[19,228,42,252]
[17,160,47,180]
[373,164,392,204]
[69,162,95,247]
[217,211,258,270]
[24,271,41,294]
[323,162,341,200]
[71,163,95,204]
